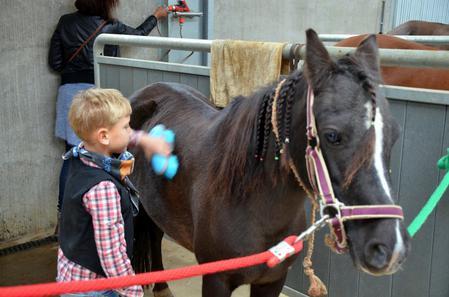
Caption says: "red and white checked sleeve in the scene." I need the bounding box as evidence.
[83,181,143,297]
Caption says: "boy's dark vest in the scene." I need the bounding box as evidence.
[59,157,134,276]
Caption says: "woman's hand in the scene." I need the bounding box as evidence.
[138,134,172,160]
[153,6,168,20]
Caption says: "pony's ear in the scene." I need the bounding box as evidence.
[304,29,334,89]
[354,35,381,80]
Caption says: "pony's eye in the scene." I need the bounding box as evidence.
[324,131,342,145]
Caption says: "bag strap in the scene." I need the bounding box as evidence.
[66,20,107,64]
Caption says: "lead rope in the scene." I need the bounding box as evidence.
[271,80,327,297]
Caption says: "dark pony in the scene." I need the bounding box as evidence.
[130,29,410,297]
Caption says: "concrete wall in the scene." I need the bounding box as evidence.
[213,0,395,42]
[0,0,164,248]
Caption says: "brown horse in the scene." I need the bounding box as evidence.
[336,34,449,90]
[129,30,410,297]
[388,20,449,50]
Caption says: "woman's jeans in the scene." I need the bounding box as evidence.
[61,290,119,297]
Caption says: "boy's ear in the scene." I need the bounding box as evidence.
[97,128,110,145]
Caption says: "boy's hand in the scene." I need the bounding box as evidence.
[138,134,172,160]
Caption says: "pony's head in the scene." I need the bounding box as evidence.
[302,29,410,275]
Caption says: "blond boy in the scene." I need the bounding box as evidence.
[57,88,170,297]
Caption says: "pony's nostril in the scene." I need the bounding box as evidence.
[365,243,389,270]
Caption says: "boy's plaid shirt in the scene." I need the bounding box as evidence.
[57,131,145,297]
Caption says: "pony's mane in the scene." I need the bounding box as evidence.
[206,71,306,201]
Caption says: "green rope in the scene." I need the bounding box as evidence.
[407,149,449,237]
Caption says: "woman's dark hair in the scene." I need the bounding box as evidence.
[75,0,119,20]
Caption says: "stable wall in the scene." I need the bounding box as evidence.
[213,0,394,42]
[0,0,165,248]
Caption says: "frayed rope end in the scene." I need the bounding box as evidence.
[303,258,328,297]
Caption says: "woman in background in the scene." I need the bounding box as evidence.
[49,0,167,214]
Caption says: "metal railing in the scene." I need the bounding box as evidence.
[94,34,449,86]
[93,34,299,85]
[298,46,449,69]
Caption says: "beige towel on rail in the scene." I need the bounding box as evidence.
[210,40,289,107]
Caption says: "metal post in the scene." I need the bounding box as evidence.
[173,12,203,17]
[379,0,386,33]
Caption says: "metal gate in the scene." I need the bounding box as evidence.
[94,34,449,297]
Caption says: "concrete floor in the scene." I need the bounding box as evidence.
[0,239,288,297]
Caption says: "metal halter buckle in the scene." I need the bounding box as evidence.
[320,200,345,219]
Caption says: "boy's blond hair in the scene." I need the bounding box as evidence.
[69,88,132,141]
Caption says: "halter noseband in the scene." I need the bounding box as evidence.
[272,80,404,254]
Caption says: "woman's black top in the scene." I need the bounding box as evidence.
[49,11,157,85]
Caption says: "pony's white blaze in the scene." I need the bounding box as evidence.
[393,220,405,259]
[364,102,392,201]
[386,220,406,272]
[365,102,405,270]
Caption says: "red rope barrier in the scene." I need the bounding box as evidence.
[0,237,303,297]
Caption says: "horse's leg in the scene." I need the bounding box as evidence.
[202,275,233,297]
[133,206,174,297]
[149,219,174,297]
[249,275,287,297]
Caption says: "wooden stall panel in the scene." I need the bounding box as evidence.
[132,69,149,94]
[429,106,449,297]
[118,67,134,98]
[392,102,446,297]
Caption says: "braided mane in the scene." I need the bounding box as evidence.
[206,70,307,200]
